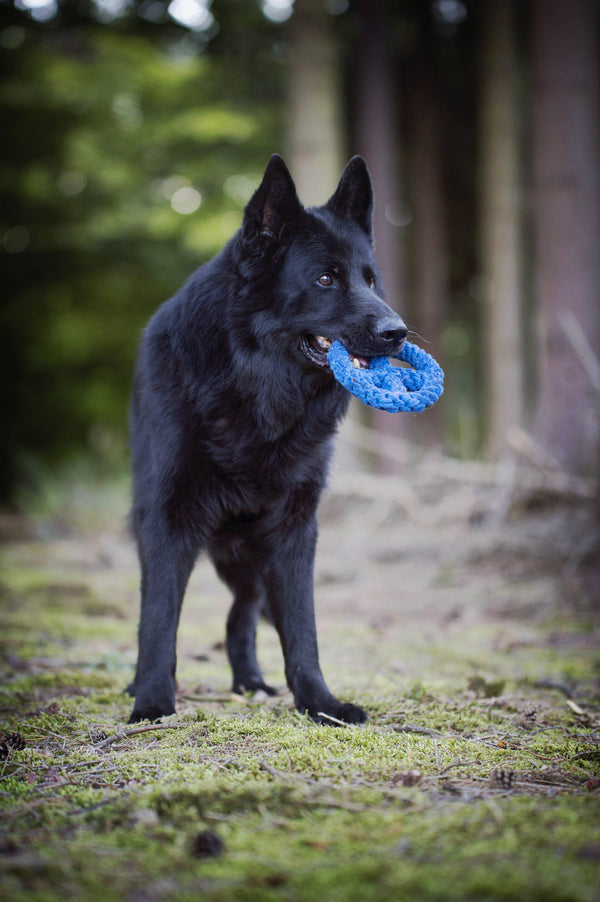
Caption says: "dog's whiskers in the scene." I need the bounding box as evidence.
[406,328,431,346]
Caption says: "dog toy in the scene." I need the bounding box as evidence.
[327,340,444,413]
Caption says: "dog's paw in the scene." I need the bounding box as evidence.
[333,702,369,724]
[232,678,278,697]
[311,701,369,726]
[128,704,175,724]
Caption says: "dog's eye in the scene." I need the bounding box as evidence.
[366,274,376,290]
[317,273,334,287]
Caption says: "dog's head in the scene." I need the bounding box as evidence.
[240,154,407,374]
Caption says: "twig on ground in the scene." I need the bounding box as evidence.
[316,712,353,727]
[393,723,442,737]
[94,723,189,749]
[258,759,318,785]
[439,759,479,775]
[183,694,237,703]
[259,759,287,780]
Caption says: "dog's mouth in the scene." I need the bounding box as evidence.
[301,334,370,370]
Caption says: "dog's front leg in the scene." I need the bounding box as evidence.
[264,516,368,725]
[129,519,197,723]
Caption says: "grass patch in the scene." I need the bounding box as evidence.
[1,482,599,900]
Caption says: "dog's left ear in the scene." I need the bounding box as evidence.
[325,156,374,238]
[244,154,302,244]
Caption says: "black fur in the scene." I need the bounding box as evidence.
[128,155,407,725]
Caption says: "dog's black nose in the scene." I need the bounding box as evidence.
[375,315,408,345]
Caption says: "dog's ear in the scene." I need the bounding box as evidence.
[243,154,302,244]
[325,156,374,238]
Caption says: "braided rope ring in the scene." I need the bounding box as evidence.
[327,340,444,413]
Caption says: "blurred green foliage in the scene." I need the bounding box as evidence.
[1,0,492,501]
[1,2,285,500]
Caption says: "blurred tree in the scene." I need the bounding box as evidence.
[478,0,523,459]
[6,0,597,502]
[530,0,600,477]
[408,19,448,448]
[353,0,408,462]
[410,62,447,370]
[0,0,284,502]
[286,0,344,202]
[353,0,406,325]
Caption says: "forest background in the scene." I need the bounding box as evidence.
[1,4,600,899]
[2,0,599,506]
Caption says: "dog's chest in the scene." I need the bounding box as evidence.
[197,404,330,509]
[208,412,329,475]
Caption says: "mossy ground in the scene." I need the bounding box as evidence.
[1,461,599,901]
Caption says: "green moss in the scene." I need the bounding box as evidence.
[1,492,599,901]
[2,792,598,902]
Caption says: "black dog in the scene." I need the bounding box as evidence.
[128,155,407,725]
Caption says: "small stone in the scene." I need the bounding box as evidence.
[515,707,537,730]
[132,808,160,827]
[191,830,224,858]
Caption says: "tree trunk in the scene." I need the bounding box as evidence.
[354,0,408,461]
[479,0,524,459]
[286,0,344,204]
[410,58,448,447]
[530,0,600,476]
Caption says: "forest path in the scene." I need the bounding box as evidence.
[1,456,599,901]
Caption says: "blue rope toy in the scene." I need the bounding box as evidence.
[327,340,444,413]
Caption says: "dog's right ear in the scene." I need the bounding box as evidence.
[243,154,302,244]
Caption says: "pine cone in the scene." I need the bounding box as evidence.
[6,732,25,751]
